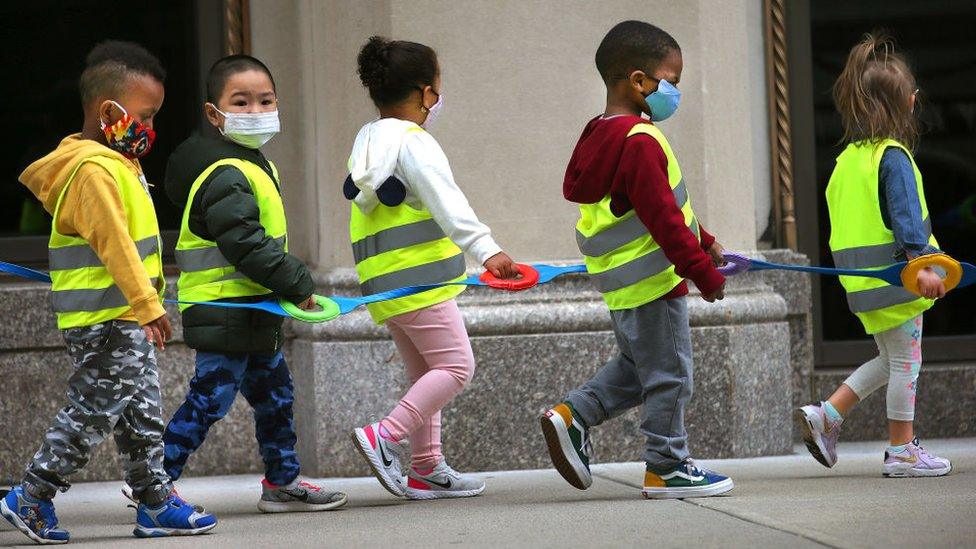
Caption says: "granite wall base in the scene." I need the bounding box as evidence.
[0,282,262,486]
[811,364,976,442]
[290,261,794,477]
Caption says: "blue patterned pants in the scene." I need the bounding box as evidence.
[162,350,299,485]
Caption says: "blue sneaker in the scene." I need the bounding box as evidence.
[642,459,734,499]
[0,485,70,544]
[133,493,216,538]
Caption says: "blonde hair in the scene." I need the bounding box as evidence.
[833,33,918,149]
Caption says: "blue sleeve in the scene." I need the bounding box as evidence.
[880,147,941,259]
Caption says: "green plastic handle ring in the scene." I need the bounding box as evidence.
[278,294,341,322]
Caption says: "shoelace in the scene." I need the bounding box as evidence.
[579,431,593,458]
[684,458,708,476]
[298,481,321,492]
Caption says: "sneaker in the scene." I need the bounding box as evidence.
[122,485,207,513]
[405,461,486,500]
[796,402,841,468]
[642,459,734,499]
[257,478,348,512]
[352,422,407,497]
[133,492,217,538]
[883,438,952,478]
[540,403,592,490]
[0,486,69,544]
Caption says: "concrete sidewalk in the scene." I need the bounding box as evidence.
[2,438,974,548]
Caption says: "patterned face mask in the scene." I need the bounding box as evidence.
[100,101,156,158]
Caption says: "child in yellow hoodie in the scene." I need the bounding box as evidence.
[3,41,214,544]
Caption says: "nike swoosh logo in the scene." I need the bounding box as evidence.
[377,440,393,468]
[281,489,310,502]
[424,477,452,489]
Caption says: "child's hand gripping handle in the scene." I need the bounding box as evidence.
[717,253,752,276]
[479,263,540,291]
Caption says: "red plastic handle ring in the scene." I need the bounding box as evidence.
[479,263,540,291]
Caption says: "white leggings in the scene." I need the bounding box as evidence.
[843,316,923,422]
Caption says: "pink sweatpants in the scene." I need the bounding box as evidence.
[381,299,475,469]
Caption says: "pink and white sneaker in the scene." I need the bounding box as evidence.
[352,422,406,497]
[405,461,485,500]
[795,402,842,468]
[883,438,952,478]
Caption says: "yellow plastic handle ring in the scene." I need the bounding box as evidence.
[900,254,962,296]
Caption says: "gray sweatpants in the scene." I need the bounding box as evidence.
[566,297,693,473]
[23,320,172,505]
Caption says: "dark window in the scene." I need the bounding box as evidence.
[792,1,976,366]
[0,0,223,267]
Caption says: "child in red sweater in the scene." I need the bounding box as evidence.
[540,20,733,499]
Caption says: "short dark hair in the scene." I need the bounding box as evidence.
[206,54,277,103]
[595,21,680,82]
[79,40,166,105]
[357,36,438,107]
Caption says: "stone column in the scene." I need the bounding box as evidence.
[250,0,798,477]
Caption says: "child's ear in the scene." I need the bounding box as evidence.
[98,100,117,125]
[628,70,648,95]
[421,85,438,111]
[204,103,223,129]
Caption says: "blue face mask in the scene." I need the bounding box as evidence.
[645,79,681,122]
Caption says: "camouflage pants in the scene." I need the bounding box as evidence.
[24,320,172,505]
[163,350,299,486]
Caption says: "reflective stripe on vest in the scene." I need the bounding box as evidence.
[576,179,692,257]
[575,123,699,310]
[360,254,466,295]
[825,139,937,334]
[348,126,466,323]
[49,236,158,271]
[52,278,161,312]
[831,217,931,269]
[846,285,919,313]
[48,155,164,329]
[176,236,286,272]
[352,218,445,264]
[175,158,287,309]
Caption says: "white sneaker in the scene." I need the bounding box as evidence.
[405,461,485,500]
[883,438,952,478]
[352,422,406,497]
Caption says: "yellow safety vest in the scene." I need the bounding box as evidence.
[576,123,701,311]
[349,128,466,324]
[826,139,937,334]
[175,158,287,310]
[49,156,164,329]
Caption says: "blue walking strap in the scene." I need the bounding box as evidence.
[719,252,975,295]
[0,261,588,323]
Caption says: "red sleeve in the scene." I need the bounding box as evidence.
[613,136,724,296]
[698,224,716,251]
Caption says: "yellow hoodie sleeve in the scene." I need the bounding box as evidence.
[57,163,166,325]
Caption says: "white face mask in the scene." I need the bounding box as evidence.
[422,93,443,129]
[210,104,280,149]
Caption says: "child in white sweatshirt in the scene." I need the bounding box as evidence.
[347,36,519,500]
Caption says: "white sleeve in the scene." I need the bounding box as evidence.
[399,132,502,265]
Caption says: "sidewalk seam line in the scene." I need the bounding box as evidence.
[592,472,840,549]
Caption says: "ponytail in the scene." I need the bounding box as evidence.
[357,36,438,107]
[832,33,918,149]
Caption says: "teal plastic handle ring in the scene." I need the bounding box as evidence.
[278,294,341,322]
